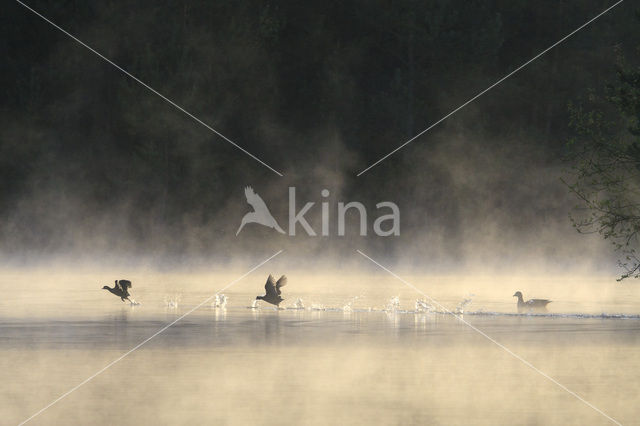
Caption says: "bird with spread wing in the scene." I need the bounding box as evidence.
[102,279,133,302]
[236,186,285,235]
[256,274,287,307]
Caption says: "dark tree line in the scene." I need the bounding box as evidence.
[1,1,638,259]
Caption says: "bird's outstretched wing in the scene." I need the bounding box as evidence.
[276,275,287,295]
[118,280,132,290]
[265,275,278,297]
[245,186,269,213]
[115,279,132,297]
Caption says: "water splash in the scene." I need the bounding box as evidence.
[415,299,434,313]
[343,295,363,312]
[212,294,227,309]
[454,296,474,314]
[240,295,640,320]
[289,298,305,309]
[164,294,181,309]
[385,296,401,313]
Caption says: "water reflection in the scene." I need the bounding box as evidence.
[2,273,640,424]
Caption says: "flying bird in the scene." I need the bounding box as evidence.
[256,275,287,307]
[103,279,133,302]
[513,291,551,313]
[236,186,285,235]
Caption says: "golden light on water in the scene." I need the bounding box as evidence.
[1,271,639,424]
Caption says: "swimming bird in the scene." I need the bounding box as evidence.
[103,279,133,302]
[236,186,285,235]
[256,275,287,307]
[513,291,551,313]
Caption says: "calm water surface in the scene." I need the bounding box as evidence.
[1,272,639,425]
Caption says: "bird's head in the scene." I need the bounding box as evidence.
[256,296,263,300]
[102,285,109,290]
[513,291,522,298]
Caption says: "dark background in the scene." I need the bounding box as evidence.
[1,1,637,270]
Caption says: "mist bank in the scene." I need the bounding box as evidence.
[1,1,636,274]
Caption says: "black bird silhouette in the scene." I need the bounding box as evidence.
[103,279,133,302]
[256,275,287,307]
[513,291,551,313]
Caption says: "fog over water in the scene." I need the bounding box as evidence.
[2,1,640,425]
[2,272,640,425]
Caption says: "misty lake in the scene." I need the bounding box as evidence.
[1,271,639,425]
